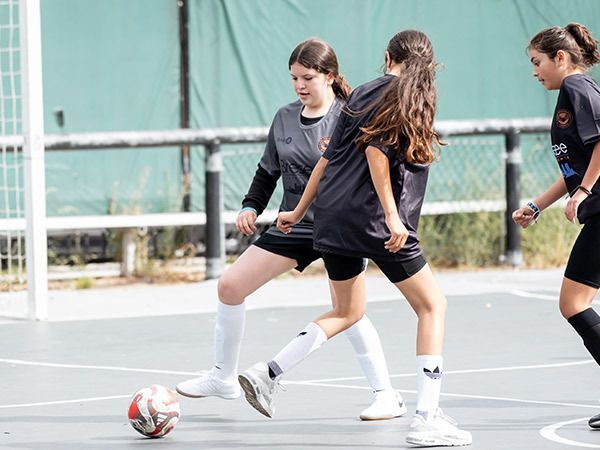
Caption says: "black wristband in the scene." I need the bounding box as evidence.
[577,185,593,196]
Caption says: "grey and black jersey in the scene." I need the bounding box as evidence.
[257,97,344,238]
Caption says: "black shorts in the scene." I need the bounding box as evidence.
[252,232,321,272]
[565,213,600,289]
[323,252,427,283]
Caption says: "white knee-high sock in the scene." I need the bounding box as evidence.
[416,355,443,421]
[344,315,393,392]
[214,301,245,381]
[268,322,327,378]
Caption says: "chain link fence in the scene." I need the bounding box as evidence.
[221,131,574,268]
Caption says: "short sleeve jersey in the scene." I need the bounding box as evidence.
[259,97,344,238]
[312,74,429,261]
[551,73,600,223]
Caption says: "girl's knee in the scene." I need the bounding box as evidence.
[559,299,588,320]
[416,295,447,317]
[332,304,364,325]
[217,274,244,305]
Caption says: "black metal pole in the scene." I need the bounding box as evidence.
[205,142,224,279]
[505,128,522,267]
[178,0,191,211]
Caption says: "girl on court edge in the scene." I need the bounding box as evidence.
[239,30,472,447]
[176,38,406,421]
[512,23,600,429]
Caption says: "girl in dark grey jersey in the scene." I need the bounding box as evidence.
[512,23,600,429]
[177,38,406,421]
[239,31,472,447]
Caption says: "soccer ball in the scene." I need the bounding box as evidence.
[127,384,180,438]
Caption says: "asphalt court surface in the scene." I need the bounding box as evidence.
[0,271,599,449]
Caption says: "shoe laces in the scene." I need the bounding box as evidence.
[435,408,458,426]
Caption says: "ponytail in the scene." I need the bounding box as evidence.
[332,73,352,101]
[565,23,600,68]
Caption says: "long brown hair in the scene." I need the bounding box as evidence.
[288,38,352,101]
[529,23,600,69]
[355,30,441,164]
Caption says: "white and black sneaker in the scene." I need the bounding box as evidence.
[176,367,241,399]
[406,408,472,447]
[589,412,600,429]
[360,390,407,421]
[238,362,280,418]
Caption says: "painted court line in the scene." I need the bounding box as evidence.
[0,395,130,409]
[1,356,592,384]
[295,359,594,383]
[287,380,598,410]
[510,289,558,301]
[0,358,198,376]
[540,417,600,448]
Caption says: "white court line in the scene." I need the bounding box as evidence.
[0,356,593,384]
[0,395,130,409]
[510,289,558,301]
[286,380,599,410]
[540,417,600,448]
[296,359,594,383]
[0,358,198,376]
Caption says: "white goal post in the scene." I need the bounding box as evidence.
[19,0,48,320]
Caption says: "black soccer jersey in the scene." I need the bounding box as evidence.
[313,74,429,261]
[551,73,600,223]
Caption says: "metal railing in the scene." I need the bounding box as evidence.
[0,117,552,282]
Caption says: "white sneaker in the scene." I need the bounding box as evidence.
[406,408,472,447]
[176,367,241,399]
[360,390,408,420]
[238,362,279,418]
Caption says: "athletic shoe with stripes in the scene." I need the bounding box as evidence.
[176,368,241,399]
[406,408,472,447]
[238,362,279,418]
[359,390,408,420]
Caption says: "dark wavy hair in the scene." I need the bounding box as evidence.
[529,23,600,69]
[288,38,352,101]
[354,30,442,164]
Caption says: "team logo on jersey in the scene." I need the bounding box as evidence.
[556,109,573,128]
[318,136,331,153]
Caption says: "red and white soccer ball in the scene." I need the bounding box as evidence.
[127,384,181,438]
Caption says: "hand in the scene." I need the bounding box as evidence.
[384,213,409,253]
[565,191,586,223]
[512,206,536,229]
[277,210,300,234]
[236,209,257,236]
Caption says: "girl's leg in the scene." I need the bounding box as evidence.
[335,280,406,420]
[215,245,297,379]
[394,264,446,418]
[177,245,297,399]
[239,255,366,417]
[560,277,600,428]
[560,217,600,428]
[392,262,471,446]
[268,272,366,379]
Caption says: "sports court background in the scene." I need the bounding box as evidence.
[3,0,598,217]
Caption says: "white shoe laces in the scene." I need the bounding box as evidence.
[435,408,458,426]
